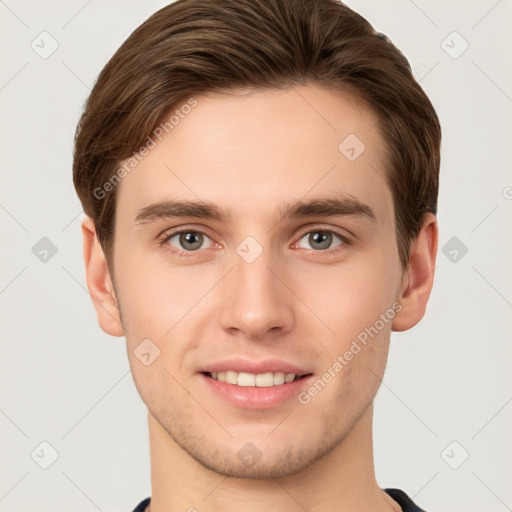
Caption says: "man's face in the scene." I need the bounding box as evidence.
[111,84,405,478]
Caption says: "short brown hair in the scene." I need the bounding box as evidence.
[73,0,441,269]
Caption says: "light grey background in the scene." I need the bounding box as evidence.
[1,1,511,511]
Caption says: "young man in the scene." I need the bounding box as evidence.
[73,1,440,510]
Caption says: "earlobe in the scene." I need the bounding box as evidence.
[81,216,125,337]
[392,213,438,332]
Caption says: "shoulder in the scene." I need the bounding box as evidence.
[131,496,151,512]
[384,488,428,512]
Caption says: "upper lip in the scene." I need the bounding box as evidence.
[201,358,311,376]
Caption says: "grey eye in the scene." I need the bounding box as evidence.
[297,231,344,251]
[167,231,213,251]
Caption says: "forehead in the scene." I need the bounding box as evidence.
[116,84,393,226]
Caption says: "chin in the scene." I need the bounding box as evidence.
[176,426,345,480]
[190,447,318,480]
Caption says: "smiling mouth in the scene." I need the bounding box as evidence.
[203,371,311,387]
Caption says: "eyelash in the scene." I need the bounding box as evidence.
[158,226,353,258]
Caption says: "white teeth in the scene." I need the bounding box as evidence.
[209,370,301,387]
[273,372,285,385]
[238,372,256,386]
[226,371,238,385]
[255,372,273,387]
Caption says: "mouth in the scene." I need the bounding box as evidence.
[199,358,315,409]
[202,370,311,387]
[199,364,315,409]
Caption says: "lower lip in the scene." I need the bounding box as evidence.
[200,373,314,409]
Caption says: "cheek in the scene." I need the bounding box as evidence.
[114,253,220,389]
[290,247,400,341]
[114,247,218,336]
[127,351,189,426]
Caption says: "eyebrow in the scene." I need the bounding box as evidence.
[134,195,377,225]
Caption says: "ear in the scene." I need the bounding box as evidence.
[81,216,125,337]
[392,213,438,332]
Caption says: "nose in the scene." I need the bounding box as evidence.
[219,248,295,342]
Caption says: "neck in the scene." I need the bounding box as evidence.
[145,404,400,512]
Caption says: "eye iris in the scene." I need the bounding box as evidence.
[309,231,332,250]
[180,232,203,250]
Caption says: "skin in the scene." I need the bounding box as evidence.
[82,83,438,512]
